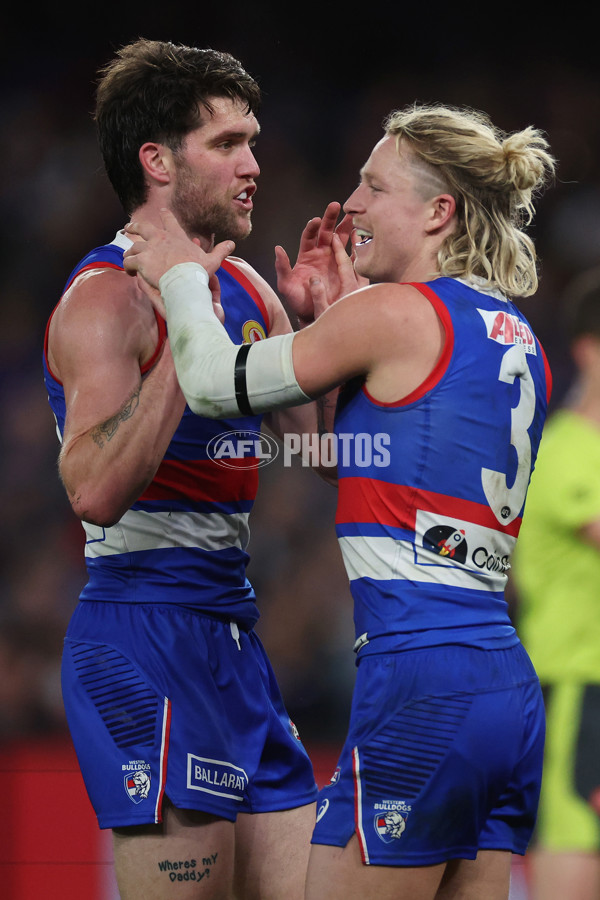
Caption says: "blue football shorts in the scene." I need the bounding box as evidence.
[61,601,318,829]
[312,641,545,866]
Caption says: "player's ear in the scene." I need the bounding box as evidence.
[425,194,456,234]
[139,142,173,186]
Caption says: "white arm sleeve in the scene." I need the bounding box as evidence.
[159,262,310,418]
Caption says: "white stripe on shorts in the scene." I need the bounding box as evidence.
[353,746,369,865]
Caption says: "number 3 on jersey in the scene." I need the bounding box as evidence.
[482,343,536,526]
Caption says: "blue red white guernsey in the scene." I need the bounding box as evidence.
[311,277,550,864]
[44,233,317,827]
[334,276,552,654]
[43,232,271,628]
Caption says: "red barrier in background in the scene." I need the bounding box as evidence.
[0,735,114,898]
[0,735,339,899]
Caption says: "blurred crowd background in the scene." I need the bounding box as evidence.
[2,8,600,750]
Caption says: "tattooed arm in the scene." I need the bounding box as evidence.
[48,266,186,526]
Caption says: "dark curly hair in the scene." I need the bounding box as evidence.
[94,38,261,214]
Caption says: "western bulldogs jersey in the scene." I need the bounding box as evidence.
[334,276,552,652]
[43,232,270,628]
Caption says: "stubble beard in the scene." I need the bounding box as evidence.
[171,169,252,245]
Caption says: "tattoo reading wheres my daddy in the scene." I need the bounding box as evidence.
[157,853,218,884]
[91,386,141,448]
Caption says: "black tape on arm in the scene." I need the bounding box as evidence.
[234,343,254,416]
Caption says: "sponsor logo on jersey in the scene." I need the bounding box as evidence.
[124,762,152,803]
[187,754,248,801]
[420,516,512,577]
[353,633,370,653]
[423,525,468,563]
[242,319,266,343]
[477,308,537,354]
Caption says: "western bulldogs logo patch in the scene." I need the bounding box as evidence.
[373,799,411,843]
[374,809,407,842]
[124,766,151,804]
